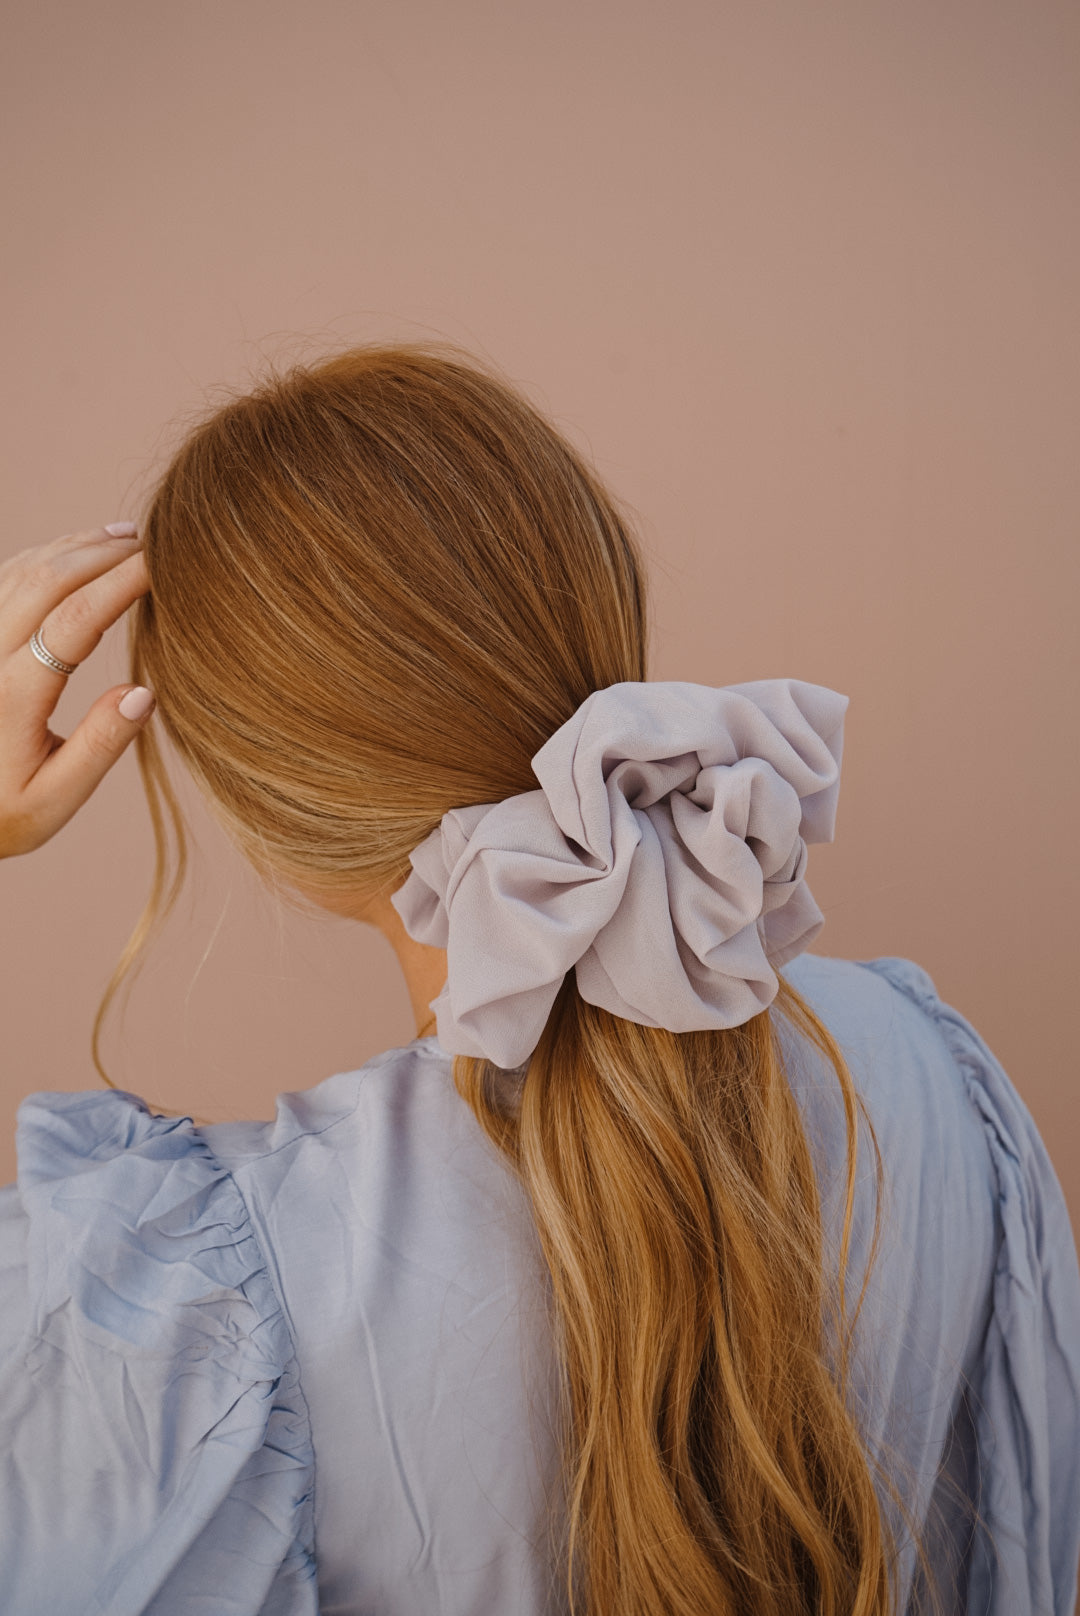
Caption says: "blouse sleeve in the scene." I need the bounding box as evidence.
[0,1087,318,1616]
[861,957,1080,1616]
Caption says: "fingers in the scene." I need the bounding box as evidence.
[21,545,149,668]
[0,683,156,857]
[1,548,150,725]
[0,525,147,660]
[0,525,157,859]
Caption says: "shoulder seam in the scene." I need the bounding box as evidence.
[200,1040,454,1168]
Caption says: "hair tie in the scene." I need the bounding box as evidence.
[391,678,848,1071]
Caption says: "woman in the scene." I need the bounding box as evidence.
[0,342,1077,1616]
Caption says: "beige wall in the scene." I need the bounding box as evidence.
[2,0,1078,1283]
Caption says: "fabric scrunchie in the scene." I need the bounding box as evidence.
[391,678,848,1071]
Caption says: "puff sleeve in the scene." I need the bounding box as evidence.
[0,1089,318,1616]
[861,958,1080,1616]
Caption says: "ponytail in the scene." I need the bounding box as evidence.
[456,970,898,1616]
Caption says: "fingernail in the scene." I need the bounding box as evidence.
[118,686,155,721]
[104,521,139,538]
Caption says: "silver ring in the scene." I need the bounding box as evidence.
[29,628,79,676]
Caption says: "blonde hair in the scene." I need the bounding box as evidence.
[95,340,924,1614]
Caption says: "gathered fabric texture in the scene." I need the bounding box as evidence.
[392,677,848,1069]
[1,1094,318,1616]
[0,952,1078,1615]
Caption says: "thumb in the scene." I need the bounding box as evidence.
[115,685,157,726]
[31,684,156,833]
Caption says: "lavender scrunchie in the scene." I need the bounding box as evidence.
[391,678,848,1071]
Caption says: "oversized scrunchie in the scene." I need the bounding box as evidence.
[391,678,848,1071]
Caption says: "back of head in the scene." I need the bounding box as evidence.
[130,341,647,895]
[104,341,907,1615]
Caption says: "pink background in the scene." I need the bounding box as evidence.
[2,0,1078,1287]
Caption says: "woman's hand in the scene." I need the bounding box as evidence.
[0,524,155,858]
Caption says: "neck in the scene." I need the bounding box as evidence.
[383,911,447,1039]
[293,876,448,1041]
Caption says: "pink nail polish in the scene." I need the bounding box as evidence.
[104,521,139,538]
[118,686,155,721]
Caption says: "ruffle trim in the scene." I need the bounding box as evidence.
[858,957,1080,1616]
[10,1087,319,1616]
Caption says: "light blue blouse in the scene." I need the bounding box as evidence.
[1,953,1078,1615]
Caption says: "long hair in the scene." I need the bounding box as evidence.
[94,340,917,1614]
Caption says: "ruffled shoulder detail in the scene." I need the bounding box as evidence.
[858,957,1080,1616]
[3,1087,318,1616]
